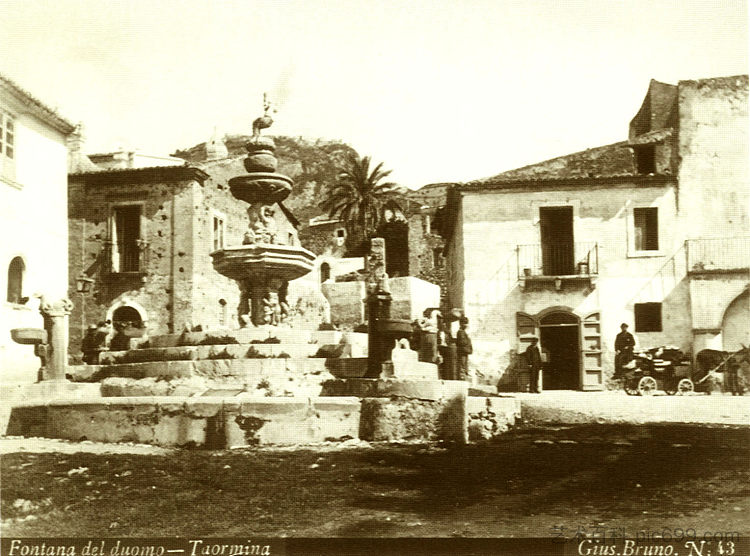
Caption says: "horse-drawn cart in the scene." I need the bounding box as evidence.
[616,345,749,396]
[618,346,694,396]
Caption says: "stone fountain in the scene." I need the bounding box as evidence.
[211,97,315,326]
[4,99,520,448]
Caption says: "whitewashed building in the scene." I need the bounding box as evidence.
[0,74,76,383]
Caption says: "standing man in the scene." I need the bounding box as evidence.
[614,323,636,378]
[456,316,473,380]
[525,337,543,393]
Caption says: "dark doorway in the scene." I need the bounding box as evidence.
[539,311,580,390]
[539,206,574,275]
[112,306,143,330]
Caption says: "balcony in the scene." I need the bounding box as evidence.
[686,237,750,274]
[517,241,598,290]
[103,239,149,276]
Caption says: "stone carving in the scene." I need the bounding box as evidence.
[245,204,278,245]
[366,238,389,295]
[251,93,275,140]
[39,296,74,317]
[262,292,281,326]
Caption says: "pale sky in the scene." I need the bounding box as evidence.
[1,0,747,187]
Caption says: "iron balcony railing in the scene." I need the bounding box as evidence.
[686,237,750,272]
[103,239,149,274]
[517,241,599,278]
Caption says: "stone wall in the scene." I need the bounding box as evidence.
[677,76,749,240]
[68,174,201,358]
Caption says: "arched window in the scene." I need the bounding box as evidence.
[320,262,331,284]
[6,257,24,304]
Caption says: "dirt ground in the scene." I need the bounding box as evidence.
[1,424,748,538]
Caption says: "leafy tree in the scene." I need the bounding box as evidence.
[321,153,397,254]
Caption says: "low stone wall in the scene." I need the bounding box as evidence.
[6,397,362,447]
[4,391,521,447]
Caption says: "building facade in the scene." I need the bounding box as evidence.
[440,75,749,391]
[67,149,307,359]
[0,74,76,383]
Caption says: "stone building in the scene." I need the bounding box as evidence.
[439,75,749,391]
[0,73,76,382]
[67,137,308,359]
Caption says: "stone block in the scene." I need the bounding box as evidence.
[321,378,467,401]
[224,397,360,446]
[388,277,440,321]
[359,395,467,443]
[322,281,366,327]
[5,404,48,437]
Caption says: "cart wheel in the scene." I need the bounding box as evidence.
[624,380,639,396]
[677,378,694,395]
[637,376,657,396]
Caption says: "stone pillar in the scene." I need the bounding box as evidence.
[39,297,74,382]
[366,238,392,378]
[367,289,393,378]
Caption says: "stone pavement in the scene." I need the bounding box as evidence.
[515,390,750,426]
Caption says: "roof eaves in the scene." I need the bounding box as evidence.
[0,73,76,134]
[462,173,675,191]
[70,164,208,183]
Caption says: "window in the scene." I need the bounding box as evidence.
[633,207,659,251]
[635,146,656,174]
[634,302,662,332]
[320,262,331,284]
[1,110,15,180]
[6,256,24,303]
[335,228,346,246]
[111,205,142,272]
[212,215,225,251]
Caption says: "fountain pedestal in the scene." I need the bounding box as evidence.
[210,128,315,326]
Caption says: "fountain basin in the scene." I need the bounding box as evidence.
[211,244,316,282]
[228,173,293,204]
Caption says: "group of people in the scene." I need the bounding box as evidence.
[80,320,112,364]
[523,322,637,393]
[80,319,146,363]
[414,308,473,381]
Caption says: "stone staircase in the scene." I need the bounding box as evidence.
[7,326,520,447]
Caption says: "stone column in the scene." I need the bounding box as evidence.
[39,297,74,382]
[366,238,392,378]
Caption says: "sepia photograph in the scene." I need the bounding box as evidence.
[0,1,748,554]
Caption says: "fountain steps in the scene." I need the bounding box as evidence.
[142,328,368,351]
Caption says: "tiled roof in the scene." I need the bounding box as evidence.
[69,164,208,183]
[0,73,76,134]
[471,141,638,184]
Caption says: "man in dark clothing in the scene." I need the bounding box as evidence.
[614,323,636,378]
[525,337,543,393]
[456,316,473,380]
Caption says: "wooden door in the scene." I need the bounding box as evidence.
[581,311,603,390]
[516,312,540,391]
[539,206,574,275]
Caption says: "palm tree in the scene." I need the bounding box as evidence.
[321,152,397,252]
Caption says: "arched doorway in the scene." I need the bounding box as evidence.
[722,291,749,352]
[112,305,144,330]
[539,310,580,390]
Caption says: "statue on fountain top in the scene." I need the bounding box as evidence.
[251,93,276,140]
